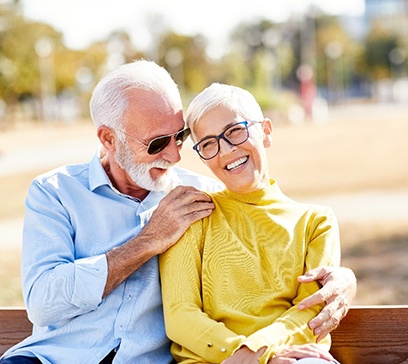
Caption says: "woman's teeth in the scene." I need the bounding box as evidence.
[226,157,248,171]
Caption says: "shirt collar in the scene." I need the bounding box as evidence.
[89,151,112,192]
[88,151,169,208]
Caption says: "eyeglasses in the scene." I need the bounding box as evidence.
[193,121,261,160]
[117,127,191,155]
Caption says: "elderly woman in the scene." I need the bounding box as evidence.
[159,83,341,364]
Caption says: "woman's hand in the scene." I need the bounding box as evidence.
[268,344,334,364]
[222,345,267,364]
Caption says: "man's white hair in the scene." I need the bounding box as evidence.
[89,60,182,133]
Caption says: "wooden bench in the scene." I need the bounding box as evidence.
[0,308,32,357]
[1,306,408,363]
[330,305,408,364]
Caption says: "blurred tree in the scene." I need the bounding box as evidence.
[0,5,89,120]
[313,15,360,100]
[358,24,404,80]
[227,19,295,110]
[229,20,294,88]
[158,31,211,96]
[0,7,48,103]
[0,3,146,122]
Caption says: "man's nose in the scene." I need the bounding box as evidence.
[160,137,182,163]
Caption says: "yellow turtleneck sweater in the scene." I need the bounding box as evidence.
[159,180,341,363]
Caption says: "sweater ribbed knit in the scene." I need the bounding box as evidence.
[160,180,341,363]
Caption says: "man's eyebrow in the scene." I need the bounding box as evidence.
[149,126,185,140]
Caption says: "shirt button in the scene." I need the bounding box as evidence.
[207,343,213,348]
[220,348,226,353]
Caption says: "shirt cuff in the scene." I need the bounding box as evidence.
[71,254,108,309]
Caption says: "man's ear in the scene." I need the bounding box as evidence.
[97,126,117,152]
[262,118,273,148]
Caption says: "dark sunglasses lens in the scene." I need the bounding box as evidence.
[148,136,172,155]
[176,128,191,142]
[147,129,190,155]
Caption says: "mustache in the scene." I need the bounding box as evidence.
[147,159,173,169]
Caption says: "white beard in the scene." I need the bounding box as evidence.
[115,140,172,192]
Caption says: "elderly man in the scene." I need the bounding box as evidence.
[0,60,356,364]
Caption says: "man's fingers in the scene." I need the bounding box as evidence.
[142,186,215,254]
[160,186,214,217]
[298,286,332,310]
[309,300,345,340]
[169,185,212,200]
[298,266,331,283]
[315,311,342,342]
[309,298,338,328]
[298,266,357,341]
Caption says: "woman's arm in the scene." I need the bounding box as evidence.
[238,206,341,363]
[159,221,246,363]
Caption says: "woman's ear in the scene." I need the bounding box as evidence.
[97,126,117,152]
[262,118,273,148]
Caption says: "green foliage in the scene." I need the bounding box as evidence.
[314,15,360,88]
[229,19,295,87]
[158,32,210,94]
[0,3,407,120]
[359,25,403,80]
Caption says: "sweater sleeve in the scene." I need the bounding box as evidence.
[239,206,341,363]
[159,220,246,363]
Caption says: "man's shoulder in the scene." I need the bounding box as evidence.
[34,162,90,186]
[172,167,223,193]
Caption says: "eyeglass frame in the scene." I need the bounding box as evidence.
[116,127,191,155]
[192,120,262,160]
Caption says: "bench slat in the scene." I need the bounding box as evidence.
[0,308,32,356]
[330,306,408,364]
[1,306,408,363]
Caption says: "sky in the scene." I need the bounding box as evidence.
[20,0,365,58]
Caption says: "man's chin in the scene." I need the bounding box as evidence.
[137,175,171,192]
[148,166,173,191]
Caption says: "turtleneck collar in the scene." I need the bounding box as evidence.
[222,179,289,206]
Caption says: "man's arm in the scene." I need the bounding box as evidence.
[297,266,357,342]
[103,185,214,296]
[23,180,213,326]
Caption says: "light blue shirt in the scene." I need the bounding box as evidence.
[2,153,222,364]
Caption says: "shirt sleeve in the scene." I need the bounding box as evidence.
[22,179,108,327]
[159,220,246,363]
[239,206,341,363]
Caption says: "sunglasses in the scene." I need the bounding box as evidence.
[117,127,191,155]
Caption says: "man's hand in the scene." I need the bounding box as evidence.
[268,344,334,364]
[297,266,357,342]
[141,185,215,254]
[104,186,214,296]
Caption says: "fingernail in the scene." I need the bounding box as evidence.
[298,304,305,310]
[309,322,316,329]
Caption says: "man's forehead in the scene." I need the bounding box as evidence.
[127,88,181,106]
[124,106,185,139]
